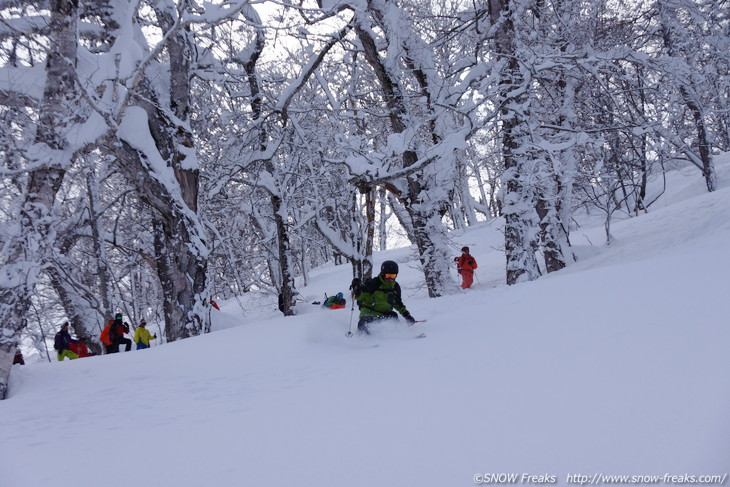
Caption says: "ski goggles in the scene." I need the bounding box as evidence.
[384,273,397,280]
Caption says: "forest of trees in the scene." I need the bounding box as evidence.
[0,0,727,398]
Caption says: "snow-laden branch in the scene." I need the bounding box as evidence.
[314,210,363,261]
[344,125,470,191]
[275,20,354,124]
[114,0,251,122]
[184,0,256,26]
[205,132,286,199]
[0,15,106,40]
[115,107,208,258]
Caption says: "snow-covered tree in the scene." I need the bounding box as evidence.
[0,0,82,398]
[654,0,724,192]
[0,0,251,395]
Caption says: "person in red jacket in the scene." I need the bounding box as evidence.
[13,348,24,365]
[454,246,478,289]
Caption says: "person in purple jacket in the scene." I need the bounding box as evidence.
[54,323,80,361]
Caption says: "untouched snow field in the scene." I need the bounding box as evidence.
[2,159,729,487]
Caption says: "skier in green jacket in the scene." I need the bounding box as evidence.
[350,260,417,335]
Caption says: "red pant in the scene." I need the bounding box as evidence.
[459,270,474,289]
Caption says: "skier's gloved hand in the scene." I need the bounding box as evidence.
[350,278,361,295]
[403,312,416,325]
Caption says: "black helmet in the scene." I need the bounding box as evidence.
[462,246,469,253]
[380,260,399,275]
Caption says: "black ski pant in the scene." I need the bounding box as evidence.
[109,337,132,353]
[357,311,398,334]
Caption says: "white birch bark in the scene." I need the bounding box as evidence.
[0,0,79,398]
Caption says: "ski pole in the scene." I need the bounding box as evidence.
[346,298,355,337]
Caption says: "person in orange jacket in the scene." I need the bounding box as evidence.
[454,246,478,289]
[100,319,115,354]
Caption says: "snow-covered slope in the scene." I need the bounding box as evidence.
[2,161,729,487]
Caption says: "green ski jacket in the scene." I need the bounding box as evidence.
[354,275,410,318]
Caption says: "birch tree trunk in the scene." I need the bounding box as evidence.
[489,0,541,285]
[115,1,210,339]
[355,17,453,297]
[658,0,717,192]
[534,0,576,274]
[241,7,298,315]
[113,89,209,339]
[84,169,114,322]
[0,0,79,399]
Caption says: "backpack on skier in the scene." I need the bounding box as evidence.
[69,341,92,358]
[53,332,64,351]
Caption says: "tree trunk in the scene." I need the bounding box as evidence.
[273,194,297,316]
[363,187,376,279]
[355,21,453,297]
[378,187,390,251]
[490,0,541,285]
[0,0,78,399]
[346,191,368,282]
[85,171,114,320]
[152,215,209,339]
[108,1,210,339]
[659,2,717,192]
[114,90,210,339]
[239,8,298,316]
[536,196,567,273]
[403,164,453,297]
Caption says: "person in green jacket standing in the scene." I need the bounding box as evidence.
[350,260,417,335]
